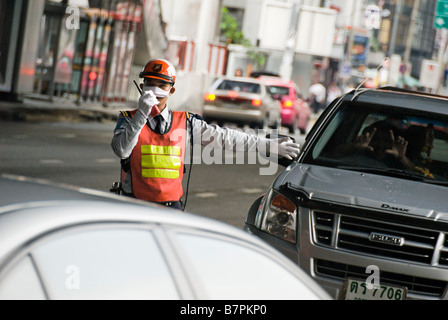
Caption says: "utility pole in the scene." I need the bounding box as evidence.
[345,0,358,65]
[195,0,217,74]
[436,29,448,94]
[403,0,421,71]
[388,0,402,57]
[279,0,301,81]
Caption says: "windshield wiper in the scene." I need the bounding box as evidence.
[336,165,448,186]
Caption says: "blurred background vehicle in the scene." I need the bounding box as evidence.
[202,77,281,129]
[0,174,331,300]
[260,76,311,134]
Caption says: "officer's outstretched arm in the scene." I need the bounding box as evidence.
[191,118,300,161]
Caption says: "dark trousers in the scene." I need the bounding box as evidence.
[122,191,184,210]
[162,200,184,210]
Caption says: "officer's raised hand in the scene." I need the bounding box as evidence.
[138,90,159,117]
[273,137,301,160]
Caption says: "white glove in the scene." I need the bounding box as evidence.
[138,90,159,117]
[271,137,300,160]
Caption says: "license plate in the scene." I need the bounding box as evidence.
[344,278,407,300]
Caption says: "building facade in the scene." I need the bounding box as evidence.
[0,0,167,106]
[379,0,437,78]
[0,0,441,109]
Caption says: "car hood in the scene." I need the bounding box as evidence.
[281,164,448,221]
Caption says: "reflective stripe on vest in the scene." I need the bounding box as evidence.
[141,145,181,178]
[141,145,181,156]
[142,168,179,179]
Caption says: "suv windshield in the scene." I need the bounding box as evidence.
[303,102,448,185]
[217,80,261,93]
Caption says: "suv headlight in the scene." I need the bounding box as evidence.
[257,190,297,244]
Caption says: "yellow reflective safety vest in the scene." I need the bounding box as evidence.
[125,109,187,202]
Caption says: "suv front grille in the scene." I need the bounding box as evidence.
[314,211,335,246]
[313,210,447,266]
[338,215,438,264]
[315,259,446,297]
[439,237,448,266]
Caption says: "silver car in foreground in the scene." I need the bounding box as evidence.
[0,174,330,300]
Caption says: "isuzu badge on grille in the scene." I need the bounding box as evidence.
[369,232,405,246]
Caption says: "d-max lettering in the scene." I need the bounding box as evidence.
[381,204,409,212]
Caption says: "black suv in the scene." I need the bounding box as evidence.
[245,87,448,300]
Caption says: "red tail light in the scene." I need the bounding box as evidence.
[283,100,293,108]
[252,99,262,107]
[204,93,216,101]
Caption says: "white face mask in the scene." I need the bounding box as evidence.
[142,86,171,98]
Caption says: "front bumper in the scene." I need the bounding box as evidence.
[244,208,448,300]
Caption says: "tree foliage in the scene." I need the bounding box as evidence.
[220,7,266,68]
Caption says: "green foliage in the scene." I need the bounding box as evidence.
[220,7,266,68]
[220,7,245,44]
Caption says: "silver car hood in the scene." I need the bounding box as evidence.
[281,164,448,222]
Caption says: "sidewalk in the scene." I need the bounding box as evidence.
[0,95,124,123]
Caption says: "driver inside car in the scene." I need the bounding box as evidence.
[335,119,437,178]
[354,122,414,170]
[333,120,413,170]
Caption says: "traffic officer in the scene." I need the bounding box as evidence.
[111,58,300,210]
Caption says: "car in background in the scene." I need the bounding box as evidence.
[244,87,448,300]
[0,174,331,300]
[202,77,281,129]
[260,76,311,134]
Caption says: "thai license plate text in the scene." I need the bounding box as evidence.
[345,278,407,300]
